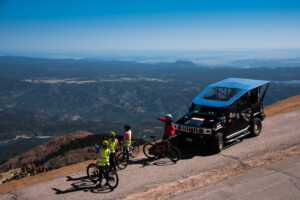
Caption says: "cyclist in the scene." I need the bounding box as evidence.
[158,114,175,141]
[123,125,132,155]
[107,131,120,170]
[96,140,111,188]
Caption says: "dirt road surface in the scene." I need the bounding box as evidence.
[0,109,299,200]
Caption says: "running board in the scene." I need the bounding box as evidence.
[225,131,251,143]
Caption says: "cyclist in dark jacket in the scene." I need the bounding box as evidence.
[158,114,175,140]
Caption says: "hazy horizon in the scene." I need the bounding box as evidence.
[1,49,300,66]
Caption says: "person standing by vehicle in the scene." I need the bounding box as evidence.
[96,140,111,188]
[158,114,175,140]
[123,125,132,155]
[107,131,119,170]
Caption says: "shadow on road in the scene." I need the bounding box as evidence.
[128,156,178,168]
[171,137,243,160]
[52,175,114,194]
[128,136,244,166]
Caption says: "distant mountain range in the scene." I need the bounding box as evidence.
[2,49,300,67]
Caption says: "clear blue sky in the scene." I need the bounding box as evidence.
[0,0,300,51]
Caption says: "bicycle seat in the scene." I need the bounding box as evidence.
[150,136,156,139]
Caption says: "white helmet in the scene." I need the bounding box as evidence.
[166,114,172,119]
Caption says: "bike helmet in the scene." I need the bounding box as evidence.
[166,114,172,119]
[102,140,109,146]
[124,125,131,130]
[109,131,116,137]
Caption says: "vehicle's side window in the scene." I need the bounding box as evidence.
[238,101,249,112]
[249,88,260,104]
[228,104,237,118]
[236,94,249,111]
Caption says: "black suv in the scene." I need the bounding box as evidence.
[175,78,270,153]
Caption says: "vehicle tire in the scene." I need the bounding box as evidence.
[87,163,99,182]
[167,145,181,162]
[250,118,262,137]
[130,141,139,158]
[211,132,224,153]
[116,152,129,170]
[143,143,158,159]
[107,169,119,189]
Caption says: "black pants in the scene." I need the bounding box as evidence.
[162,135,170,141]
[109,153,117,170]
[98,165,109,185]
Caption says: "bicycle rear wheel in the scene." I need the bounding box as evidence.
[167,145,181,162]
[130,141,139,158]
[107,169,119,189]
[116,152,129,170]
[143,143,158,159]
[86,163,99,182]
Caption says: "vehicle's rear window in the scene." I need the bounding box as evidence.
[201,87,241,101]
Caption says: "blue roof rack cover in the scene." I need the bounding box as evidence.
[192,78,270,107]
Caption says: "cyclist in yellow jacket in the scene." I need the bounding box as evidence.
[96,140,110,188]
[107,131,119,170]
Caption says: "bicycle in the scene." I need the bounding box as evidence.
[90,143,129,171]
[119,140,139,157]
[115,146,129,170]
[86,163,119,190]
[143,136,181,162]
[128,140,140,158]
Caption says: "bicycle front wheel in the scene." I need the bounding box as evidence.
[143,143,158,159]
[167,145,181,162]
[86,163,99,182]
[116,152,129,170]
[130,141,139,158]
[107,169,119,189]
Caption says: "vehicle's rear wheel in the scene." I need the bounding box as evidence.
[211,132,224,153]
[250,118,262,137]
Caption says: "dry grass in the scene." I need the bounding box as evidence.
[265,94,300,116]
[0,131,93,172]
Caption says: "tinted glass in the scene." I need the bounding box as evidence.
[190,104,225,116]
[202,87,241,101]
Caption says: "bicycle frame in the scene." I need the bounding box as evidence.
[149,137,171,154]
